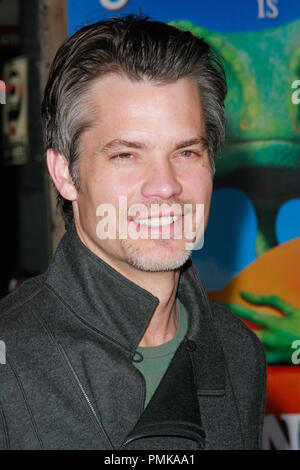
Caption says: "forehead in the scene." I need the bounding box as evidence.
[88,73,203,118]
[81,74,206,153]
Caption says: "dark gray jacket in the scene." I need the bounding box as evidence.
[0,225,266,450]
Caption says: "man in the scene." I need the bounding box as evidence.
[0,15,266,450]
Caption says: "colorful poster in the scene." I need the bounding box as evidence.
[67,0,300,449]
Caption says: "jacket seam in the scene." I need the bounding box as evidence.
[187,349,209,448]
[5,355,43,449]
[218,351,246,449]
[0,281,42,321]
[0,398,9,449]
[189,269,227,363]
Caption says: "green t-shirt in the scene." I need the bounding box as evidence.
[133,299,188,409]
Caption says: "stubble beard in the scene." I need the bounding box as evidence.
[119,238,192,272]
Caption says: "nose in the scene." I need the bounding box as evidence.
[141,159,183,200]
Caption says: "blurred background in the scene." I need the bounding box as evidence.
[0,0,299,450]
[0,0,66,298]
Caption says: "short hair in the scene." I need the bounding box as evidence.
[41,14,227,228]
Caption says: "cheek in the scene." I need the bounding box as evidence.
[98,165,143,199]
[183,168,213,203]
[80,165,143,209]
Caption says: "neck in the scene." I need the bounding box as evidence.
[109,260,181,347]
[136,269,180,347]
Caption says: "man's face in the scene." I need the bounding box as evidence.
[72,74,213,273]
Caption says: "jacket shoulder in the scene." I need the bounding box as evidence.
[0,275,45,323]
[209,300,266,374]
[210,300,264,352]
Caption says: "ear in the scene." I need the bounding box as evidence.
[46,149,78,201]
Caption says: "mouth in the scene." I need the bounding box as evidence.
[129,214,185,237]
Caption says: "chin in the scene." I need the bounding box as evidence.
[120,239,192,272]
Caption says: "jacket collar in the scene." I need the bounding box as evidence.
[45,223,225,394]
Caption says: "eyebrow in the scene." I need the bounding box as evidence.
[100,139,147,153]
[97,136,208,154]
[175,137,208,150]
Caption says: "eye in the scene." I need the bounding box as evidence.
[178,150,197,158]
[112,153,134,161]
